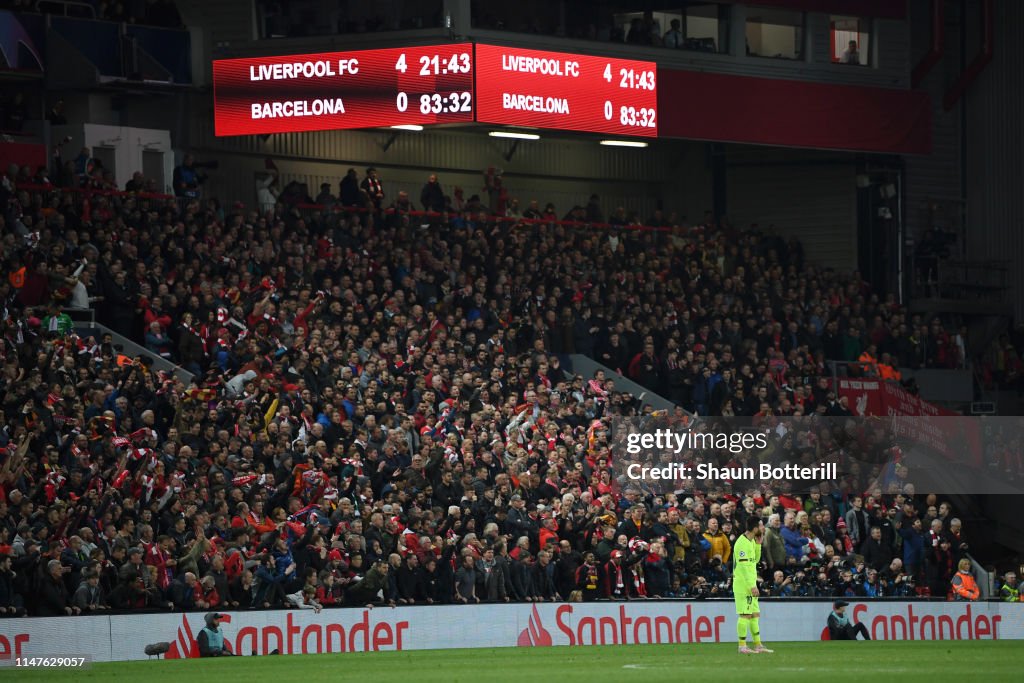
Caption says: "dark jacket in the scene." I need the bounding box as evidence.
[420,181,444,212]
[345,564,388,605]
[169,576,196,610]
[35,574,70,616]
[531,561,558,600]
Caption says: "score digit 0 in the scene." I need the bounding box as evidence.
[604,101,612,120]
[397,92,408,112]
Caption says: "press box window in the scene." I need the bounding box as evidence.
[831,16,870,65]
[745,7,804,60]
[613,4,729,53]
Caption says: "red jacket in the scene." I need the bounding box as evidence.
[145,544,173,590]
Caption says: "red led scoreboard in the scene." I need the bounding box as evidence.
[473,44,657,137]
[211,43,657,138]
[213,44,474,136]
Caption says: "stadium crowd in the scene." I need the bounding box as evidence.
[0,156,1014,618]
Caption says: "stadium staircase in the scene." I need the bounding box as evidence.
[567,354,676,413]
[66,311,195,384]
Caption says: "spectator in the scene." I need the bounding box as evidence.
[841,40,860,64]
[762,514,786,569]
[663,19,683,49]
[780,512,808,564]
[702,518,731,564]
[454,553,478,603]
[339,168,363,207]
[145,321,174,360]
[0,554,26,617]
[361,167,385,211]
[172,154,204,199]
[844,496,869,551]
[47,99,68,126]
[860,526,892,572]
[948,518,969,558]
[897,517,927,578]
[420,174,445,213]
[35,559,79,616]
[169,571,200,611]
[256,169,279,214]
[71,569,108,612]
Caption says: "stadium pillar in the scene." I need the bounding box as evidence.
[710,143,727,221]
[443,0,471,34]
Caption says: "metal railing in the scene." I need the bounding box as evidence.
[967,553,995,600]
[35,0,95,18]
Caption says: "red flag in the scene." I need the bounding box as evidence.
[232,474,258,487]
[129,428,152,443]
[113,469,131,488]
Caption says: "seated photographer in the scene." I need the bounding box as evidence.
[769,570,794,597]
[881,558,915,597]
[834,567,865,598]
[827,600,871,640]
[862,568,883,597]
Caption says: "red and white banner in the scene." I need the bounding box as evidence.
[834,379,981,465]
[2,601,1020,661]
[834,379,957,419]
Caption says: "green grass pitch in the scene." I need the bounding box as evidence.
[3,641,1019,682]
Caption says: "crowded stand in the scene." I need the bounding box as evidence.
[0,155,1013,620]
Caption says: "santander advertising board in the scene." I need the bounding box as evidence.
[0,601,1016,662]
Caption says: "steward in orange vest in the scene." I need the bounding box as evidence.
[951,559,980,601]
[878,352,902,381]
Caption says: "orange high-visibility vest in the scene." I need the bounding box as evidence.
[952,570,980,600]
[879,363,902,381]
[858,352,879,377]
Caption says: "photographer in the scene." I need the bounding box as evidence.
[862,568,883,597]
[769,569,794,597]
[834,566,865,598]
[827,600,871,640]
[881,558,913,597]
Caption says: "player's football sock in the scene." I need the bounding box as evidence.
[736,619,748,646]
[750,618,761,646]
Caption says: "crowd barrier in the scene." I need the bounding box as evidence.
[2,600,1021,661]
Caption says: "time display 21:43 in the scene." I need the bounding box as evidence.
[395,52,472,76]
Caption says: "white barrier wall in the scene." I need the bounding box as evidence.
[1,601,1022,662]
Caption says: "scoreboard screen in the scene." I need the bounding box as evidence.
[212,42,658,138]
[212,44,474,136]
[473,44,657,137]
